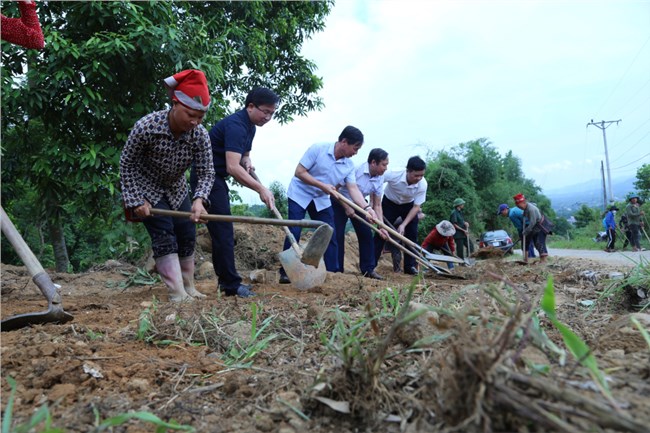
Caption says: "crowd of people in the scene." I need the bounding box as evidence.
[118,67,582,302]
[3,3,645,303]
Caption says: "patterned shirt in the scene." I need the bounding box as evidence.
[120,110,215,209]
[1,1,44,50]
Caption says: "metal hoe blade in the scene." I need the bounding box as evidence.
[279,249,327,290]
[300,224,333,267]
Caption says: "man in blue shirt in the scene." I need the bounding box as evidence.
[497,203,536,258]
[279,126,378,284]
[603,205,618,252]
[333,148,390,280]
[194,87,279,298]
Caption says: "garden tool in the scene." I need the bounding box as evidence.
[382,216,468,266]
[147,209,329,290]
[1,206,74,331]
[329,192,461,278]
[349,213,463,279]
[516,223,530,265]
[247,168,332,268]
[464,228,477,266]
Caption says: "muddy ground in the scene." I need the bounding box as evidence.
[1,225,649,433]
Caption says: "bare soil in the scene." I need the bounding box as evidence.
[2,225,649,433]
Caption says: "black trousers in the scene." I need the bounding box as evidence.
[374,197,418,271]
[205,176,241,289]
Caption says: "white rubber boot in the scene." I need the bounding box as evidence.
[179,255,207,299]
[155,254,192,303]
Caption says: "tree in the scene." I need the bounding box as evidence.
[1,1,332,271]
[573,205,598,229]
[634,163,650,202]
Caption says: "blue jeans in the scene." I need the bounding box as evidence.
[332,199,376,274]
[282,198,338,272]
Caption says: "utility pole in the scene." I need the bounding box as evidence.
[587,119,621,203]
[600,161,607,211]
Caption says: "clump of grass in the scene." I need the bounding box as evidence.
[222,302,278,367]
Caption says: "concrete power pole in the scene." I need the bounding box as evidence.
[587,119,621,203]
[601,161,607,211]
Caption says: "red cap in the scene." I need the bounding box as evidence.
[513,193,526,204]
[163,70,210,111]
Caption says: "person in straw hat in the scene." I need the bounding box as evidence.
[120,69,215,302]
[421,220,457,269]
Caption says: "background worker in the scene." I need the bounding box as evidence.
[625,193,645,252]
[332,148,390,280]
[121,69,215,302]
[421,220,456,270]
[196,87,280,298]
[279,126,378,283]
[513,193,552,263]
[497,203,536,258]
[373,156,427,275]
[603,205,618,252]
[450,198,470,259]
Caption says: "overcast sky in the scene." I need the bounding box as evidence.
[235,0,650,204]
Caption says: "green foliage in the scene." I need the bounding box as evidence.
[634,163,650,201]
[107,267,160,290]
[222,303,278,367]
[95,411,194,432]
[261,181,289,218]
[1,1,332,271]
[3,376,64,433]
[573,204,599,229]
[540,276,613,401]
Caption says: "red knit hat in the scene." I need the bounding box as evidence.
[163,69,211,111]
[513,193,526,204]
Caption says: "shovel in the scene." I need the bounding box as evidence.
[1,206,74,332]
[330,192,462,278]
[148,208,330,289]
[349,213,463,279]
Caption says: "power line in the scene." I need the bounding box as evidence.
[587,119,621,202]
[610,149,650,171]
[595,34,650,117]
[610,123,650,163]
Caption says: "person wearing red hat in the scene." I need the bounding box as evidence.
[120,69,215,302]
[1,0,44,50]
[192,87,280,297]
[513,193,552,263]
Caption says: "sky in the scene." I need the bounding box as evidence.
[234,0,650,204]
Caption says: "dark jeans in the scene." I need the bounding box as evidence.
[282,198,338,272]
[332,199,376,274]
[374,198,418,271]
[606,228,616,250]
[143,195,195,259]
[525,228,548,257]
[205,176,241,289]
[629,224,641,249]
[454,235,468,259]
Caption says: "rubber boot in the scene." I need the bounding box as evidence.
[179,255,206,299]
[155,254,192,303]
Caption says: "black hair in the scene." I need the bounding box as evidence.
[338,125,364,145]
[245,87,280,107]
[406,155,426,171]
[367,148,388,164]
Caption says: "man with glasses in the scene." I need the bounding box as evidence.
[194,87,280,297]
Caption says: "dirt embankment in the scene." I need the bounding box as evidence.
[2,225,649,433]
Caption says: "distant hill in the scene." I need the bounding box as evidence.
[544,176,637,217]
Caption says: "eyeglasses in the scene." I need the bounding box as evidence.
[254,105,275,118]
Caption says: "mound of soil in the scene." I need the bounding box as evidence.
[2,226,649,433]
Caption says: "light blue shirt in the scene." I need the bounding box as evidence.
[339,162,384,200]
[382,169,427,206]
[287,142,357,211]
[508,207,525,232]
